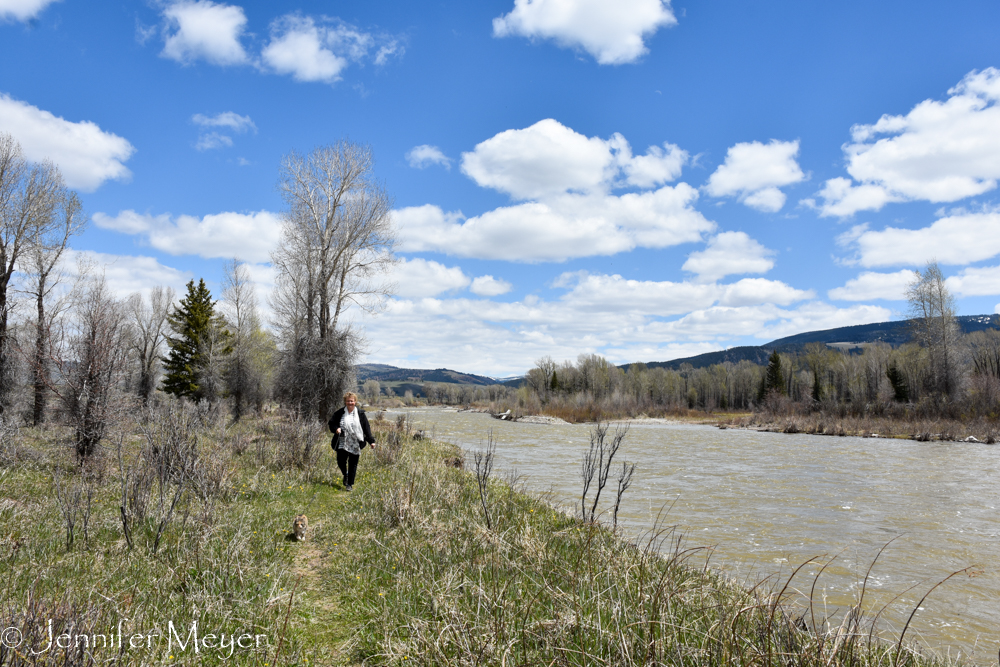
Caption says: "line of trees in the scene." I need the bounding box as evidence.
[510,264,1000,422]
[0,137,397,457]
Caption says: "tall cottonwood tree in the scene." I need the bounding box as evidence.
[0,134,82,413]
[222,260,273,419]
[907,262,959,397]
[127,286,175,404]
[52,274,131,457]
[22,174,86,424]
[270,141,396,418]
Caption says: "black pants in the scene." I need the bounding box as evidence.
[336,449,359,485]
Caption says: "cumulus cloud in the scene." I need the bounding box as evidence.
[391,258,470,298]
[0,0,59,22]
[814,68,1000,216]
[946,265,1000,297]
[394,185,713,262]
[470,275,513,296]
[161,0,249,66]
[261,14,390,84]
[348,275,856,376]
[0,94,134,191]
[93,209,282,263]
[682,231,775,282]
[61,249,192,300]
[755,303,893,341]
[493,0,676,65]
[460,119,686,200]
[406,145,451,170]
[705,140,805,212]
[839,211,1000,268]
[396,121,708,262]
[556,272,809,313]
[828,270,914,301]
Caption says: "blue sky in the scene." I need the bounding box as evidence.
[3,0,1000,377]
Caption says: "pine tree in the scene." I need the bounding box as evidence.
[764,350,786,396]
[886,361,909,403]
[162,279,231,400]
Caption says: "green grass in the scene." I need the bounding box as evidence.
[0,404,969,666]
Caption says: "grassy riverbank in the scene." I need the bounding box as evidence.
[721,410,1000,443]
[0,403,966,666]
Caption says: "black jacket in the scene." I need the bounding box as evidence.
[329,407,376,450]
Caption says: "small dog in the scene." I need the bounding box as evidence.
[292,514,308,541]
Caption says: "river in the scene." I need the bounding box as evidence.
[387,407,999,664]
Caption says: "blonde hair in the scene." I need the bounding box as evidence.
[343,392,358,403]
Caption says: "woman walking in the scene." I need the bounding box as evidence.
[329,392,376,490]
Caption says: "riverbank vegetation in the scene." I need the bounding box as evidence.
[0,401,965,666]
[485,265,1000,439]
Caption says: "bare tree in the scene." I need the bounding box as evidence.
[580,422,630,523]
[907,262,959,397]
[51,273,132,458]
[0,135,54,413]
[21,171,86,425]
[127,286,175,405]
[270,141,397,418]
[221,259,273,419]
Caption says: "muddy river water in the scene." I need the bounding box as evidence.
[387,407,999,664]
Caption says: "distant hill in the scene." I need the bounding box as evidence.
[632,314,999,372]
[356,364,497,385]
[354,364,501,397]
[361,315,1000,391]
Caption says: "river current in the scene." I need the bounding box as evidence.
[387,407,999,664]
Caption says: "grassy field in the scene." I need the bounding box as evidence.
[0,400,966,666]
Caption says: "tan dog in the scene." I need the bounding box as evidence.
[293,514,308,541]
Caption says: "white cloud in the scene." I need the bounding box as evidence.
[406,145,451,170]
[461,119,616,199]
[349,281,866,376]
[398,121,710,263]
[617,140,687,189]
[192,112,255,151]
[394,183,713,262]
[262,14,382,84]
[946,265,1000,297]
[161,0,249,66]
[717,278,814,307]
[807,177,899,218]
[841,211,1000,268]
[391,258,470,298]
[556,273,809,313]
[61,249,192,301]
[493,0,676,65]
[0,0,59,22]
[682,231,775,282]
[828,270,914,301]
[192,111,255,133]
[460,119,687,200]
[195,132,233,151]
[470,275,513,296]
[93,209,282,263]
[0,94,134,191]
[815,68,1000,216]
[755,303,893,341]
[374,39,403,66]
[705,139,805,212]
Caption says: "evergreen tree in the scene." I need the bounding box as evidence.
[886,361,910,403]
[763,350,786,396]
[162,279,231,400]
